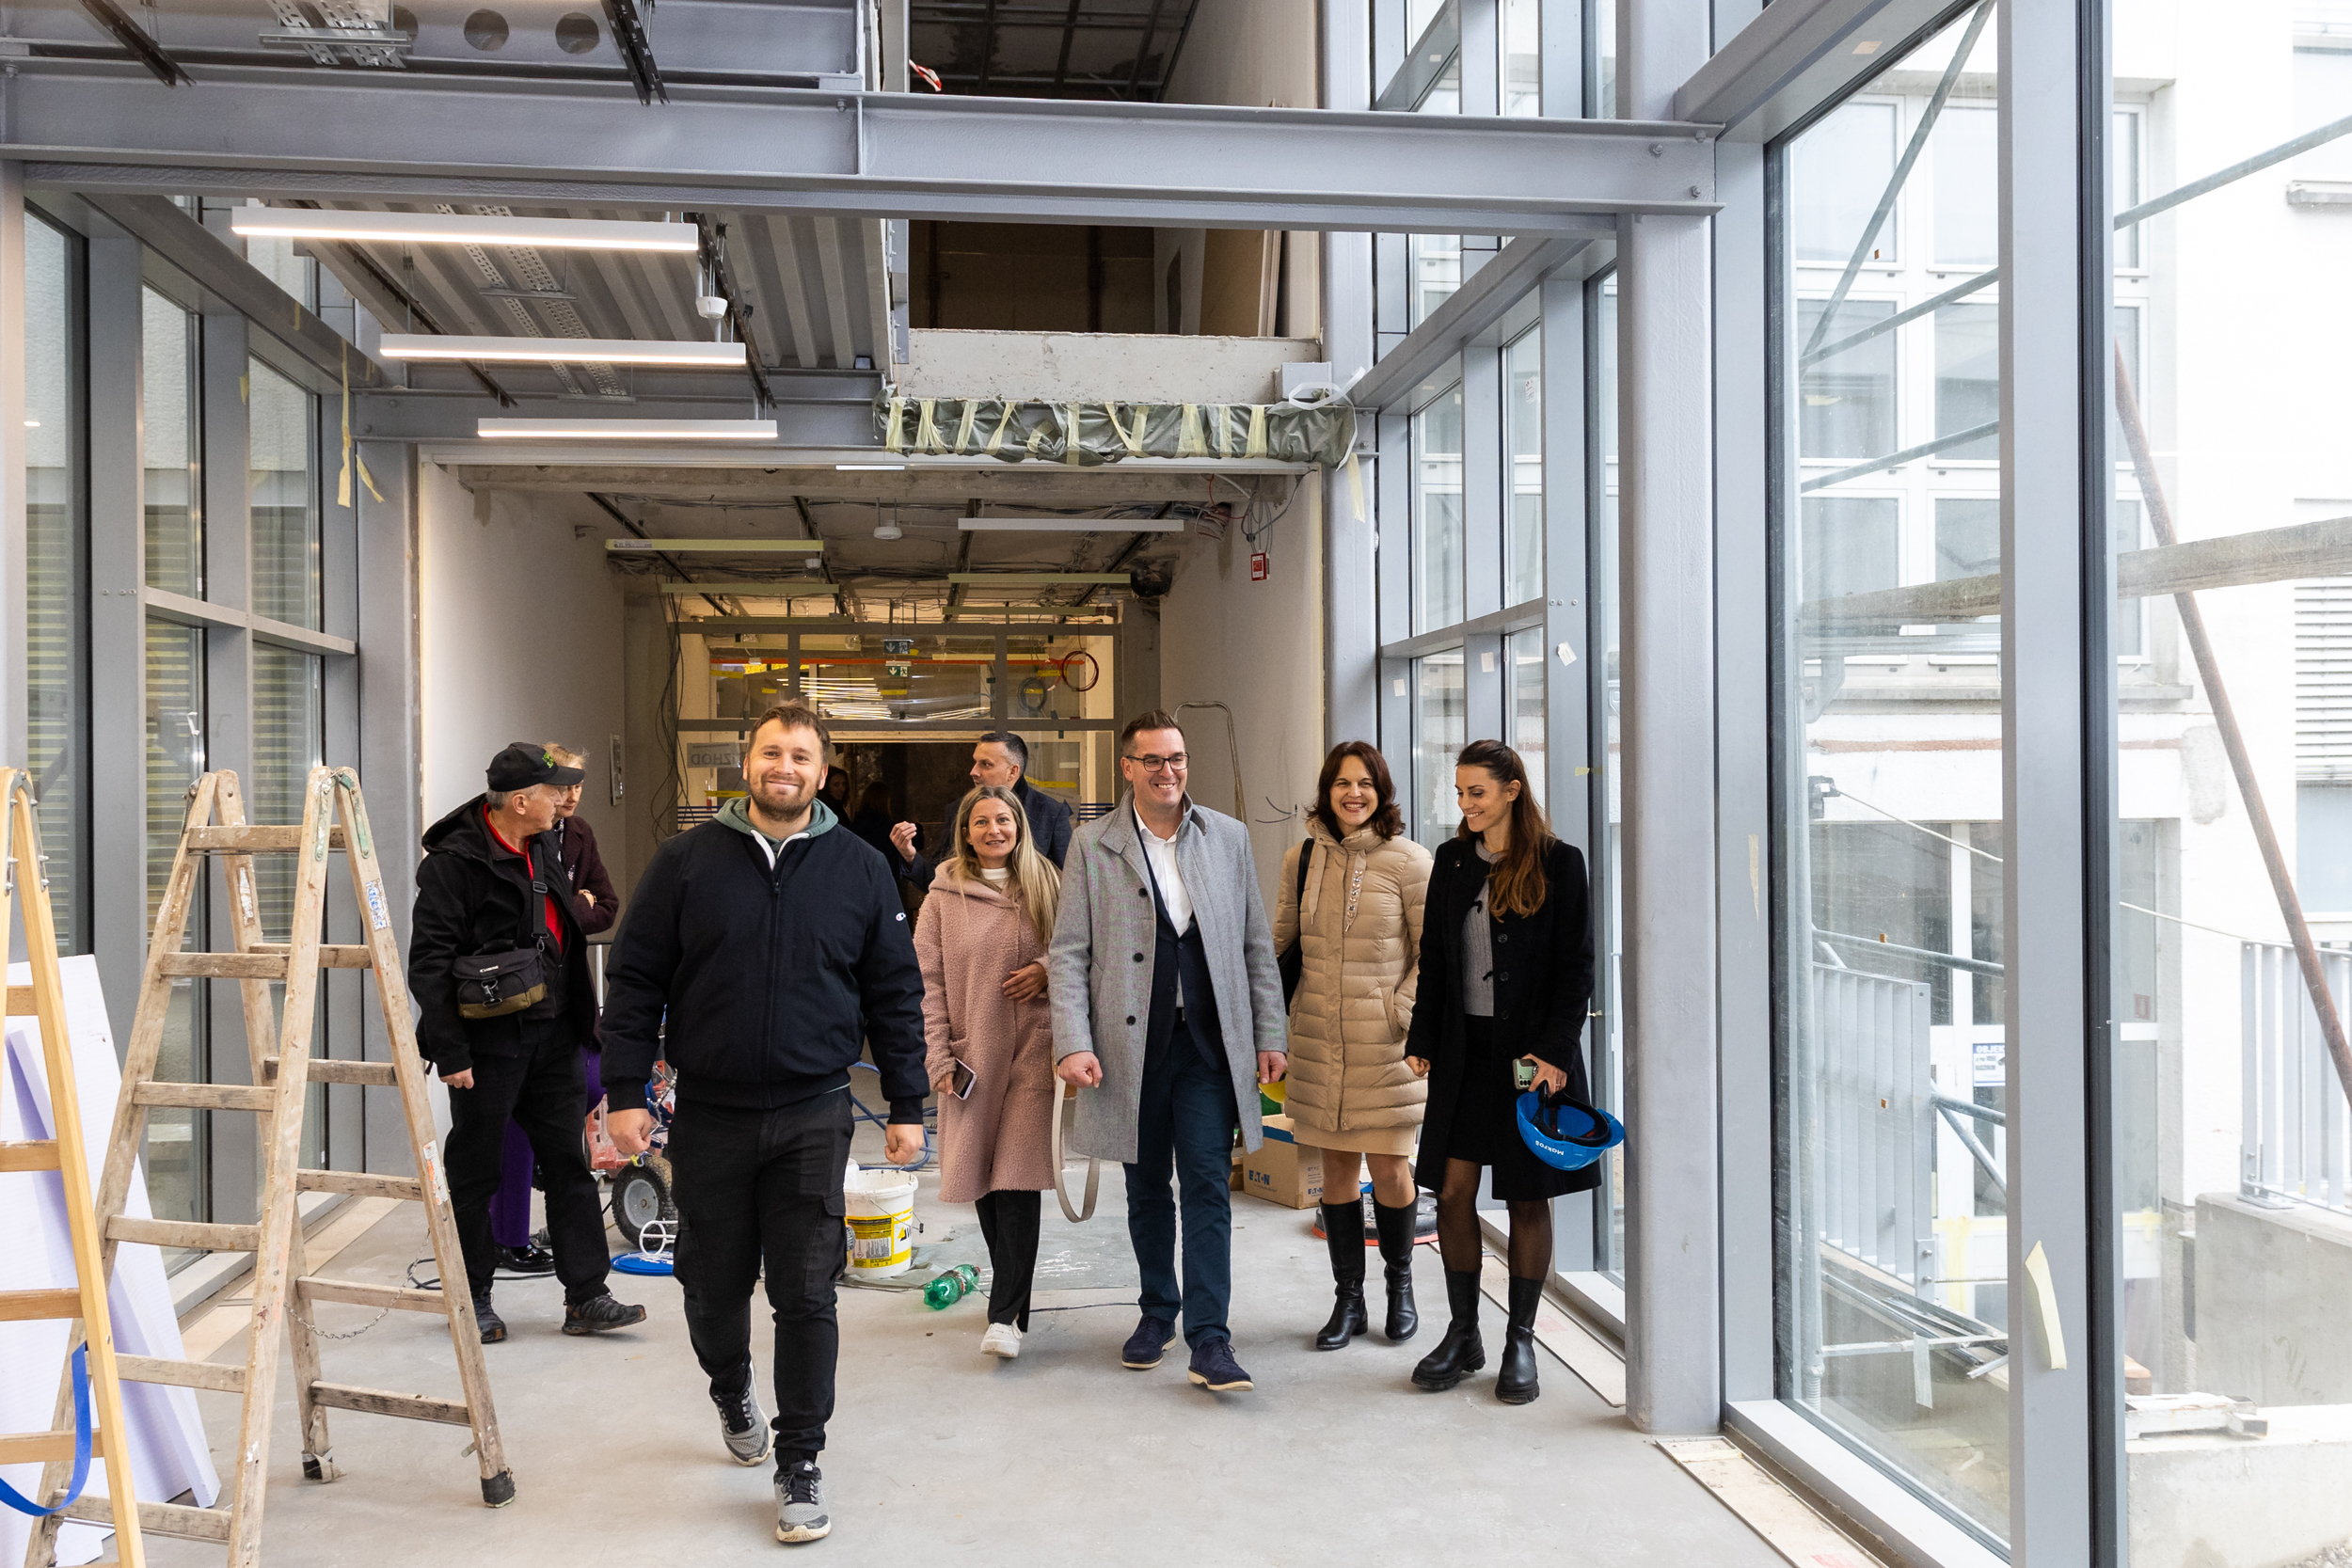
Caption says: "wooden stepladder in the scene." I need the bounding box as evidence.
[24,768,512,1568]
[1,769,146,1566]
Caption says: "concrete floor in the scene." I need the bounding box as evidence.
[153,1122,1785,1567]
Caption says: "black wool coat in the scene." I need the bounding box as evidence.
[1405,835,1597,1188]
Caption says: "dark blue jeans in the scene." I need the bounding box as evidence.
[1125,1016,1241,1348]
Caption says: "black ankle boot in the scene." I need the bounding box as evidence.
[1495,1275,1543,1404]
[1411,1269,1486,1390]
[1373,1200,1420,1343]
[1313,1203,1369,1351]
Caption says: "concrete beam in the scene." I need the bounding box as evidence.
[6,67,1719,233]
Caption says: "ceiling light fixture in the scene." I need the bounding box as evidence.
[958,516,1183,532]
[229,209,699,253]
[604,539,823,553]
[383,335,746,367]
[478,419,777,440]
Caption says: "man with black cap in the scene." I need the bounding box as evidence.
[409,742,647,1343]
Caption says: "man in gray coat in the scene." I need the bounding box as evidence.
[1049,709,1287,1393]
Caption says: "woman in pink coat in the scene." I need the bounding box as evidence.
[914,784,1064,1360]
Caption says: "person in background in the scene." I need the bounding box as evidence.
[485,743,616,1275]
[602,702,928,1546]
[849,781,901,863]
[1047,710,1286,1395]
[408,743,647,1344]
[1403,739,1594,1406]
[914,785,1061,1360]
[892,732,1073,888]
[1273,742,1434,1352]
[821,766,850,816]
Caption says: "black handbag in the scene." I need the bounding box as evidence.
[1277,838,1313,1006]
[453,863,553,1021]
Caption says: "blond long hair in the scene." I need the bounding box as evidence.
[945,784,1061,945]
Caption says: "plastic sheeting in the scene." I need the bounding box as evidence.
[872,388,1357,468]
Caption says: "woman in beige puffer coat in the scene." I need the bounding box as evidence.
[1273,741,1433,1352]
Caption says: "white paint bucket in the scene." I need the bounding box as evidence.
[843,1169,917,1277]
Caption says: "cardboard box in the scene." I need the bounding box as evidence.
[1241,1115,1325,1209]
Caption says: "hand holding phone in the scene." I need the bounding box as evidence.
[950,1059,978,1100]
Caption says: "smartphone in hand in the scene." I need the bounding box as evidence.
[950,1060,978,1101]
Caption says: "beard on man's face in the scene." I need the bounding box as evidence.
[750,766,815,816]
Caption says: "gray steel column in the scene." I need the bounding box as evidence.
[1999,0,2110,1558]
[0,163,25,789]
[87,231,147,1035]
[1325,0,1378,749]
[355,439,421,1171]
[1710,5,1774,1396]
[1616,0,1721,1434]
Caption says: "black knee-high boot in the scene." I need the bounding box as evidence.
[1410,1270,1486,1390]
[1373,1200,1420,1342]
[1495,1275,1543,1404]
[1313,1203,1369,1350]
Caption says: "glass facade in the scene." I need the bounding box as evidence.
[1412,385,1464,634]
[1505,325,1543,608]
[1411,649,1465,849]
[24,213,87,955]
[1592,273,1626,1278]
[141,286,201,597]
[249,356,321,629]
[1773,7,2009,1546]
[143,617,207,1243]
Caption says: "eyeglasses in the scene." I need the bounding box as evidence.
[1123,752,1187,775]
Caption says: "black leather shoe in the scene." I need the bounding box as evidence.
[1374,1200,1420,1343]
[1313,1203,1369,1351]
[471,1289,506,1345]
[1187,1338,1254,1392]
[1410,1269,1486,1390]
[498,1243,556,1275]
[1121,1315,1178,1370]
[1496,1275,1543,1404]
[562,1292,647,1336]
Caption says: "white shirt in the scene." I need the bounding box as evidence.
[1136,805,1195,1010]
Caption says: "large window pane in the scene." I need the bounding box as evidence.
[1412,385,1465,633]
[142,287,200,596]
[1411,650,1464,849]
[144,619,207,1257]
[255,646,327,1164]
[1797,298,1896,460]
[1508,627,1546,806]
[25,214,87,956]
[2108,17,2352,1560]
[1931,104,1998,266]
[1934,303,1999,461]
[1505,325,1543,607]
[1774,7,2007,1546]
[1409,233,1463,327]
[1502,0,1540,117]
[1592,272,1627,1279]
[249,357,321,628]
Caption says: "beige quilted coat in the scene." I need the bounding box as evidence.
[1273,819,1434,1152]
[914,870,1057,1203]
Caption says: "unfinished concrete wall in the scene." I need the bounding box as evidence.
[2195,1191,2352,1405]
[416,463,632,907]
[1158,483,1325,902]
[900,329,1323,404]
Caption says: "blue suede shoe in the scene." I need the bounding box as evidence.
[1120,1314,1178,1370]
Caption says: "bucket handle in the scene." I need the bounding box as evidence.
[1050,1081,1100,1223]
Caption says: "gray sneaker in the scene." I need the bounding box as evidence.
[774,1457,831,1544]
[711,1370,771,1466]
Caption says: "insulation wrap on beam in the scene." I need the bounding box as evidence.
[871,388,1357,467]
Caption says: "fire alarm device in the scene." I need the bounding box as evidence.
[1250,552,1269,582]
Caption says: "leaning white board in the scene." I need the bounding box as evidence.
[1,956,221,1566]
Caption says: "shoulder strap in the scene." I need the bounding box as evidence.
[1295,837,1313,902]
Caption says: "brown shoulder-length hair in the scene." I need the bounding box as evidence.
[1454,738,1551,918]
[1310,741,1404,843]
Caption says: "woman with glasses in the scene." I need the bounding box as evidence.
[1273,741,1434,1351]
[1403,738,1594,1405]
[914,784,1063,1359]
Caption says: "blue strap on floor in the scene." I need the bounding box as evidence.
[0,1343,94,1517]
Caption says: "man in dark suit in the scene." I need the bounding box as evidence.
[890,732,1073,886]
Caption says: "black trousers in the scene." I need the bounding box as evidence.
[973,1190,1041,1330]
[444,1017,611,1304]
[669,1092,852,1459]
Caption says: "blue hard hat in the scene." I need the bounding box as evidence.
[1516,1091,1625,1171]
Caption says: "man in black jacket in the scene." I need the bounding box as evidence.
[888,731,1073,889]
[604,701,927,1548]
[408,743,646,1344]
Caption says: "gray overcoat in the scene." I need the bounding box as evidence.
[1046,796,1287,1164]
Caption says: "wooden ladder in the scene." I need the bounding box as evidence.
[22,768,512,1568]
[1,768,146,1567]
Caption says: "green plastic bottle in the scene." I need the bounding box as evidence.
[922,1263,981,1310]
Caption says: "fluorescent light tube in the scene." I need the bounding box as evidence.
[958,516,1183,532]
[381,335,746,367]
[230,210,699,253]
[605,539,823,553]
[478,419,777,440]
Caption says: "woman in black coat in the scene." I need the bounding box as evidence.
[1402,738,1594,1405]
